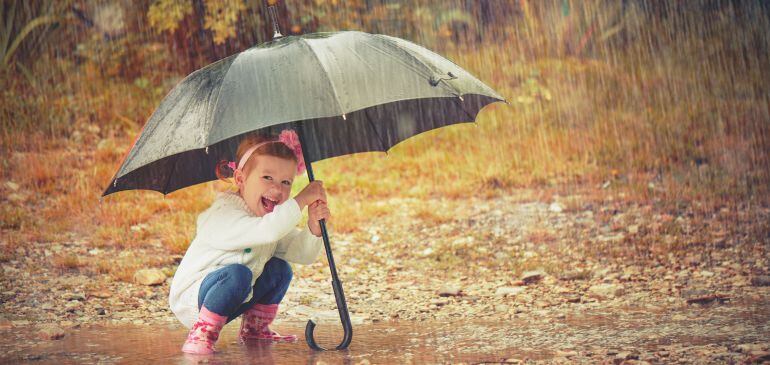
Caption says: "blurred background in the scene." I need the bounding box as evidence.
[0,0,768,276]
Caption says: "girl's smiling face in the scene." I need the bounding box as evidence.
[234,154,297,217]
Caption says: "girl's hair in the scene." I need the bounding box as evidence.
[215,133,298,182]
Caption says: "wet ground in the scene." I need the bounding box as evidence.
[2,192,769,364]
[2,295,769,364]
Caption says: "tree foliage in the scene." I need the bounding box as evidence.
[148,0,246,45]
[203,0,246,44]
[147,0,192,34]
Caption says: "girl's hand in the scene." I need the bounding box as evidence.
[307,200,331,237]
[295,181,326,209]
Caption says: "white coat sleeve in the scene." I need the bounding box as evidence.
[197,198,303,251]
[273,227,324,265]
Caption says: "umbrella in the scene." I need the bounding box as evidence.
[103,10,505,351]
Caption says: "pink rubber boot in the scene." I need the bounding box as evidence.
[239,303,298,342]
[182,306,227,355]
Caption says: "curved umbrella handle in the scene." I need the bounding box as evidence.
[305,261,354,351]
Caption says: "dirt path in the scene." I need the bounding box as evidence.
[1,190,769,363]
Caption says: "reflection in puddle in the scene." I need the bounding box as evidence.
[1,299,769,364]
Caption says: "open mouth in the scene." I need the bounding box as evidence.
[261,196,278,213]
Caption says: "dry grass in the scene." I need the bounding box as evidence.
[0,5,768,278]
[411,204,454,226]
[325,197,393,234]
[51,254,84,271]
[0,205,26,230]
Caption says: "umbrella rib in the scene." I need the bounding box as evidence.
[201,55,238,146]
[201,67,233,146]
[454,97,477,121]
[162,155,179,195]
[363,108,388,152]
[298,38,345,116]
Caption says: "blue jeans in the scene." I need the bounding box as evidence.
[197,257,293,323]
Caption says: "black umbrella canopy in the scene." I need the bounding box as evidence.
[102,31,505,197]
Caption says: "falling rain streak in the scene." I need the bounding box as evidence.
[1,1,769,364]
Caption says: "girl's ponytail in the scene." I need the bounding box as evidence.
[214,159,234,183]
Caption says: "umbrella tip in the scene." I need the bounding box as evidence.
[269,5,284,39]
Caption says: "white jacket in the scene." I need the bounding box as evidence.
[169,190,323,328]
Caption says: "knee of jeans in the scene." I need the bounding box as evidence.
[223,264,253,295]
[266,258,292,283]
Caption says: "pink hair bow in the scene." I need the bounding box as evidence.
[278,129,306,175]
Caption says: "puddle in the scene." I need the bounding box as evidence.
[1,321,540,364]
[2,298,769,364]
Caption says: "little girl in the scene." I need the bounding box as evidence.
[169,129,330,355]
